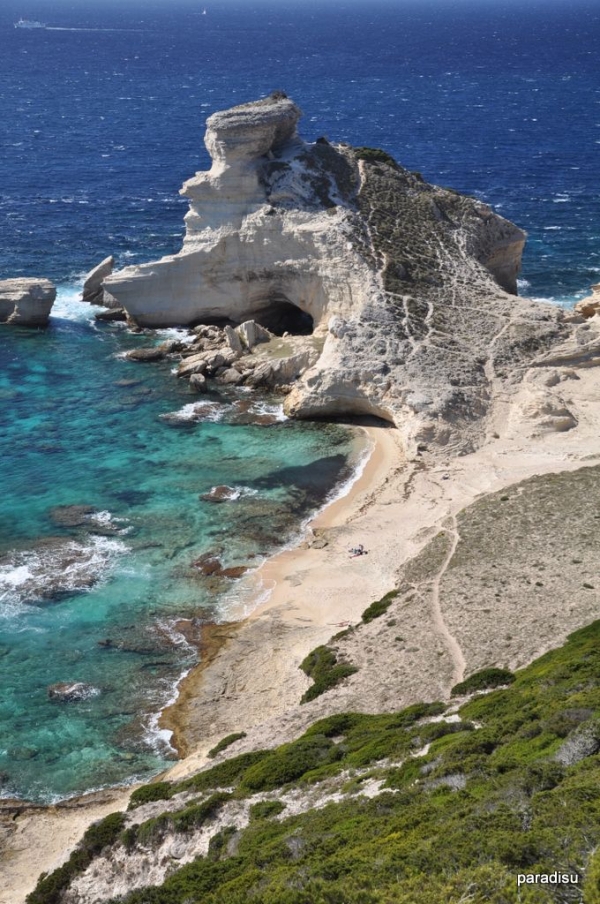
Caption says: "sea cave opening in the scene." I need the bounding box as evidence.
[253,295,314,337]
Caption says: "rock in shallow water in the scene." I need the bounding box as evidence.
[125,346,168,362]
[47,682,100,703]
[0,536,126,605]
[199,485,242,503]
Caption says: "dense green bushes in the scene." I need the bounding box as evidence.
[240,735,340,792]
[208,732,247,758]
[451,667,516,696]
[299,645,358,703]
[129,780,174,809]
[361,589,398,623]
[354,146,399,168]
[31,621,600,904]
[26,812,126,904]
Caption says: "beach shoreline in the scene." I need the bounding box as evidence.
[8,356,600,902]
[0,418,399,904]
[160,419,402,756]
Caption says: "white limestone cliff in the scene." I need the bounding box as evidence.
[0,278,56,326]
[104,93,571,456]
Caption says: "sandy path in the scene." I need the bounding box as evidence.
[428,515,466,687]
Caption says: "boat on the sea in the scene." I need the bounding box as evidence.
[14,18,46,29]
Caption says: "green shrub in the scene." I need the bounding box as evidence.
[171,793,232,833]
[249,800,286,820]
[304,712,370,738]
[299,645,358,703]
[451,667,516,696]
[27,812,126,904]
[175,750,270,794]
[354,146,398,168]
[207,826,237,861]
[240,735,338,792]
[361,590,397,623]
[208,732,247,759]
[128,793,232,850]
[128,781,174,810]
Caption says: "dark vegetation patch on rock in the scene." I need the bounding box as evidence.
[299,644,359,703]
[451,667,516,697]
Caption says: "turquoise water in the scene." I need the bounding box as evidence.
[0,291,356,802]
[2,0,599,803]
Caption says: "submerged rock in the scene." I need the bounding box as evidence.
[49,504,97,528]
[0,536,125,605]
[191,552,248,579]
[125,346,167,362]
[199,485,242,503]
[0,278,56,327]
[47,682,100,703]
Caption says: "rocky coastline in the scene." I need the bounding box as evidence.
[5,93,600,902]
[81,91,583,459]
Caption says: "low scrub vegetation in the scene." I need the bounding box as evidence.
[451,667,516,696]
[299,644,358,703]
[361,589,397,622]
[29,621,600,904]
[208,732,247,759]
[354,146,399,168]
[26,812,126,904]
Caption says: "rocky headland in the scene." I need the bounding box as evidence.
[98,91,587,458]
[6,94,600,903]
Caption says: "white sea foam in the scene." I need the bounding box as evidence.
[87,510,131,534]
[0,535,128,610]
[51,283,94,323]
[160,401,225,423]
[154,327,195,344]
[247,401,288,422]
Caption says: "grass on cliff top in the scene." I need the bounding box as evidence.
[30,620,600,904]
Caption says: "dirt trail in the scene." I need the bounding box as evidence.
[428,515,466,687]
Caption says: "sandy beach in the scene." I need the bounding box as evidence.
[6,354,600,903]
[163,358,600,779]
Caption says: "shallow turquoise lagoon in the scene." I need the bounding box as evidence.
[0,292,357,802]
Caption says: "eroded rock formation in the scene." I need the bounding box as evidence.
[0,278,56,326]
[104,93,572,455]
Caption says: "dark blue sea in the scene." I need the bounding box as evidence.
[0,0,598,802]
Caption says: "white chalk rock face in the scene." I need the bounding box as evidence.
[82,255,115,305]
[104,92,573,455]
[0,278,56,326]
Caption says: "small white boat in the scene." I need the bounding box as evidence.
[14,18,47,29]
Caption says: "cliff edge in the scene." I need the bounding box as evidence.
[105,92,572,455]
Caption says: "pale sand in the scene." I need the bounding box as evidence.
[6,359,600,902]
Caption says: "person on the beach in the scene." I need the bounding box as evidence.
[349,543,366,557]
